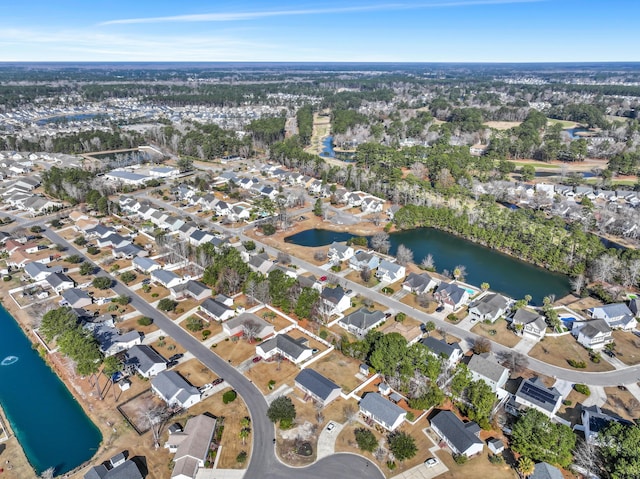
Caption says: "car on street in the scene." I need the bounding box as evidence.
[435,305,445,313]
[425,457,439,468]
[326,422,335,432]
[212,378,224,386]
[319,276,327,282]
[252,356,262,363]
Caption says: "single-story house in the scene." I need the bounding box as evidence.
[572,319,613,350]
[434,282,470,310]
[151,371,201,409]
[170,280,211,302]
[61,288,93,308]
[375,260,405,283]
[294,369,342,407]
[112,243,146,259]
[430,410,484,458]
[84,453,143,479]
[199,298,235,322]
[468,293,509,323]
[149,166,179,178]
[86,322,143,357]
[468,353,509,393]
[248,253,275,275]
[24,262,62,281]
[419,336,463,367]
[349,251,380,272]
[255,334,313,364]
[320,285,351,315]
[402,272,438,295]
[45,272,75,294]
[530,462,563,479]
[133,256,161,274]
[222,312,275,339]
[151,269,184,289]
[125,345,167,378]
[510,308,547,340]
[327,242,354,263]
[588,303,637,330]
[359,392,406,431]
[167,414,217,479]
[506,377,562,418]
[338,308,386,337]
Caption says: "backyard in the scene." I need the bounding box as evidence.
[471,319,521,348]
[245,359,300,395]
[213,336,260,366]
[611,330,640,365]
[310,352,364,393]
[529,336,614,372]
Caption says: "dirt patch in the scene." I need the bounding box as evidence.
[212,337,259,366]
[118,389,166,434]
[603,387,640,421]
[483,121,522,130]
[245,360,300,395]
[529,336,614,372]
[310,352,363,393]
[611,330,640,365]
[471,319,520,348]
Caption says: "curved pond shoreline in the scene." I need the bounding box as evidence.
[285,227,571,305]
[0,304,102,475]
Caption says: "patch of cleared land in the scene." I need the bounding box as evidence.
[483,121,522,130]
[611,330,640,365]
[603,386,639,421]
[529,336,614,372]
[471,319,521,348]
[305,112,331,155]
[213,337,259,366]
[245,359,300,395]
[310,352,363,392]
[546,118,579,128]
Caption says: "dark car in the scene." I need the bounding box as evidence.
[169,353,183,362]
[166,360,179,368]
[141,279,151,285]
[212,378,224,386]
[618,385,628,391]
[435,305,445,313]
[252,356,262,363]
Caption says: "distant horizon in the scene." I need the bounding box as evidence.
[1,1,638,63]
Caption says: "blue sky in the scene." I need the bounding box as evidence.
[0,0,638,62]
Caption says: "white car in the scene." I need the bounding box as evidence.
[326,422,335,432]
[425,457,438,468]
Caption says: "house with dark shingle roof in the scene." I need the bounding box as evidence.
[468,293,509,322]
[151,269,184,289]
[402,272,438,295]
[581,405,632,444]
[132,256,160,274]
[589,303,637,330]
[349,251,380,272]
[61,288,93,308]
[529,462,563,479]
[430,410,483,457]
[338,308,385,337]
[376,260,405,283]
[321,285,351,315]
[295,369,342,407]
[434,282,470,310]
[222,312,275,338]
[572,319,613,350]
[327,242,354,264]
[511,308,547,340]
[506,376,562,418]
[45,272,75,294]
[419,336,463,367]
[83,454,143,479]
[152,371,201,409]
[170,280,211,302]
[256,334,313,364]
[199,298,235,322]
[467,353,509,393]
[359,392,406,431]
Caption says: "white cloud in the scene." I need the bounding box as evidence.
[100,0,543,25]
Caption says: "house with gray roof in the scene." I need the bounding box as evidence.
[430,410,483,457]
[467,353,510,394]
[167,414,217,479]
[589,303,637,330]
[297,274,322,292]
[434,282,470,310]
[97,233,131,249]
[84,454,143,479]
[256,334,313,364]
[222,312,275,338]
[151,269,184,289]
[581,405,632,444]
[132,256,160,274]
[419,336,463,367]
[359,392,406,431]
[376,260,406,283]
[24,261,62,281]
[85,322,142,357]
[152,371,201,409]
[295,369,342,407]
[45,272,74,294]
[402,272,438,295]
[511,308,547,340]
[327,242,354,264]
[105,170,150,186]
[469,293,509,323]
[530,462,563,479]
[349,250,380,272]
[506,377,562,418]
[125,345,167,378]
[321,285,351,315]
[338,308,386,337]
[199,298,235,322]
[170,280,211,302]
[248,252,275,275]
[572,319,613,350]
[61,288,93,308]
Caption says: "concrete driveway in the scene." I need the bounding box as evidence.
[317,421,344,459]
[391,454,448,479]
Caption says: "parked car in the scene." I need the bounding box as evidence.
[252,356,262,363]
[435,305,445,313]
[212,378,224,386]
[166,360,179,368]
[618,385,628,391]
[169,353,183,362]
[141,279,151,285]
[319,275,327,282]
[425,457,438,467]
[326,422,335,432]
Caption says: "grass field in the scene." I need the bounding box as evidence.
[547,118,579,128]
[529,336,614,372]
[471,319,520,348]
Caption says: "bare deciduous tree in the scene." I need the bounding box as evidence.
[277,251,291,265]
[570,274,586,295]
[500,351,529,373]
[370,232,390,254]
[343,404,357,424]
[472,338,492,354]
[590,254,620,284]
[242,319,262,343]
[140,403,171,448]
[420,253,435,270]
[396,244,414,266]
[572,439,603,479]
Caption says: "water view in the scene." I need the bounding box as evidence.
[320,136,335,158]
[285,228,571,304]
[0,306,101,475]
[36,113,103,125]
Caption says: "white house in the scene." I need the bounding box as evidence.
[419,336,463,368]
[222,313,275,339]
[149,166,179,178]
[361,196,384,214]
[294,369,342,407]
[402,272,438,295]
[327,242,354,263]
[105,170,150,186]
[359,393,406,431]
[255,334,313,364]
[572,319,613,350]
[152,371,201,409]
[151,269,185,289]
[430,410,484,458]
[375,260,405,283]
[320,285,351,315]
[133,256,161,274]
[589,303,637,330]
[125,345,167,378]
[467,353,510,394]
[468,293,509,323]
[511,308,547,340]
[506,377,562,418]
[338,308,386,337]
[199,298,235,322]
[168,414,217,479]
[45,272,75,294]
[581,405,631,445]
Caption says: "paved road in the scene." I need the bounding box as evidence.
[137,194,640,387]
[42,228,383,479]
